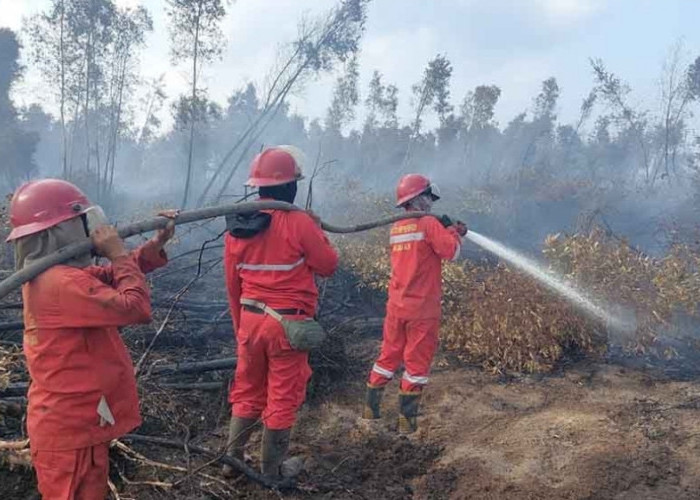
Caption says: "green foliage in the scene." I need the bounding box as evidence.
[295,0,369,72]
[364,71,398,129]
[326,55,360,132]
[0,29,38,191]
[410,54,454,135]
[165,0,226,64]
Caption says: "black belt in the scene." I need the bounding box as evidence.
[242,304,307,316]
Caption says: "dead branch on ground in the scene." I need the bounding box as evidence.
[123,433,295,490]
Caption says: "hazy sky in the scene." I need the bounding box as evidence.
[1,0,699,133]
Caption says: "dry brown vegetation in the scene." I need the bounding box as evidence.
[342,227,700,374]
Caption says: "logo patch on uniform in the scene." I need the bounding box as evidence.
[97,396,116,427]
[390,224,418,235]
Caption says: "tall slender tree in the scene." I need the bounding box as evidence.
[404,54,453,167]
[25,0,151,196]
[0,29,38,190]
[325,55,360,133]
[166,0,227,208]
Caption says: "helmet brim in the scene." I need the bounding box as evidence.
[6,212,87,242]
[245,175,305,188]
[396,183,441,207]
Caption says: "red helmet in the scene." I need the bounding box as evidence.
[245,146,305,187]
[6,179,91,242]
[395,174,440,207]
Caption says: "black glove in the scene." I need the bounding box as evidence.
[438,214,454,228]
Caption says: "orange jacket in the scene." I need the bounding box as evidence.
[224,208,338,329]
[22,243,167,451]
[387,215,461,319]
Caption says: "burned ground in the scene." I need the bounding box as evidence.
[3,240,700,499]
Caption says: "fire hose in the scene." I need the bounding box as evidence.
[0,200,431,301]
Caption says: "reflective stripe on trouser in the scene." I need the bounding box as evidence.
[231,309,312,430]
[402,372,429,386]
[367,310,440,392]
[31,443,110,500]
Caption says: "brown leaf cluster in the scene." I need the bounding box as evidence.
[340,227,700,374]
[544,229,700,357]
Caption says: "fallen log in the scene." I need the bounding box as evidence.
[0,383,28,397]
[158,382,225,391]
[0,299,230,312]
[153,299,229,310]
[0,322,24,332]
[122,433,295,490]
[150,358,236,375]
[0,302,22,310]
[0,396,26,404]
[326,316,385,334]
[0,376,229,397]
[0,200,430,300]
[0,313,233,334]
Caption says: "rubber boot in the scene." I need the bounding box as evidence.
[261,427,291,480]
[398,391,421,434]
[362,384,385,419]
[221,416,258,478]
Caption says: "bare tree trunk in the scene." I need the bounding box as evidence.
[196,42,316,206]
[67,100,81,179]
[182,2,203,209]
[101,56,117,198]
[59,0,68,179]
[109,59,127,194]
[200,56,308,206]
[84,29,92,175]
[213,66,307,202]
[137,82,158,145]
[403,87,429,168]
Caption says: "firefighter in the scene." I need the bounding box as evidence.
[6,179,174,499]
[362,174,467,433]
[222,146,338,480]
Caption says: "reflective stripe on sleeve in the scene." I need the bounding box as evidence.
[372,363,395,379]
[237,257,305,272]
[402,372,429,385]
[389,232,425,245]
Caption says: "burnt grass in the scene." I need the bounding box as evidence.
[4,252,700,498]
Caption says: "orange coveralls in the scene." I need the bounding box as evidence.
[368,216,461,392]
[22,244,166,500]
[224,208,338,430]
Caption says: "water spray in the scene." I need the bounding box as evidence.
[466,231,636,333]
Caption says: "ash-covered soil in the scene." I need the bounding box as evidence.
[3,248,700,499]
[5,339,700,499]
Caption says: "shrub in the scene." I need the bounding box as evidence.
[340,228,700,374]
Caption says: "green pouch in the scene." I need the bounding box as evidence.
[241,299,326,351]
[279,317,327,351]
